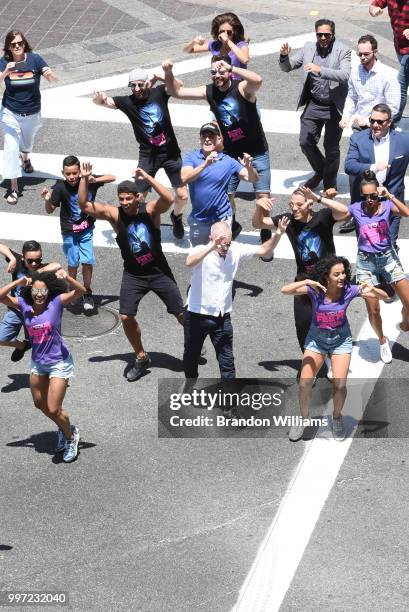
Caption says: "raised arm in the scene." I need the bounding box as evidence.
[134,168,174,216]
[181,152,218,184]
[252,197,275,229]
[369,1,385,17]
[0,242,17,273]
[162,59,206,99]
[186,240,217,267]
[78,162,118,224]
[92,90,117,109]
[278,43,304,73]
[40,187,56,214]
[221,35,249,64]
[254,216,289,258]
[299,186,350,221]
[183,36,209,54]
[56,270,87,305]
[378,186,409,217]
[89,173,116,185]
[237,153,259,183]
[281,278,326,296]
[0,276,30,309]
[0,61,16,83]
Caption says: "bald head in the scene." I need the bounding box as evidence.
[210,221,232,242]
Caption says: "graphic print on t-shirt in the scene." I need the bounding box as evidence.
[29,321,53,345]
[127,221,154,266]
[9,69,35,87]
[296,230,323,270]
[316,310,345,328]
[68,189,94,232]
[138,102,167,146]
[360,219,389,249]
[217,96,245,142]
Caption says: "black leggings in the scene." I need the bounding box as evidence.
[293,294,312,353]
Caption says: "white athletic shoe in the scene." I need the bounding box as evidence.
[332,416,345,441]
[288,424,304,442]
[380,339,392,364]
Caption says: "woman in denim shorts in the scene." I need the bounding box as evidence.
[0,270,86,462]
[319,170,409,364]
[282,256,387,442]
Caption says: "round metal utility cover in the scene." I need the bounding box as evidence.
[61,306,120,339]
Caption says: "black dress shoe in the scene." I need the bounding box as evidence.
[232,219,242,240]
[303,174,322,190]
[339,218,356,233]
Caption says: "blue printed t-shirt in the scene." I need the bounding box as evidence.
[349,200,393,254]
[307,283,361,330]
[208,40,248,78]
[17,295,69,365]
[51,179,101,236]
[0,52,48,114]
[182,150,241,222]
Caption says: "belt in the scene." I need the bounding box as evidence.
[359,249,392,257]
[15,110,36,117]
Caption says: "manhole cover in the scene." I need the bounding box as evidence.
[61,305,121,339]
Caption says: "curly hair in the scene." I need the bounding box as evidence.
[210,13,246,44]
[311,255,352,287]
[20,272,68,306]
[3,31,32,61]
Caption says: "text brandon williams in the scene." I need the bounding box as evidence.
[169,415,329,428]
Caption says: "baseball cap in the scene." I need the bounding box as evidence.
[128,68,149,85]
[200,122,220,136]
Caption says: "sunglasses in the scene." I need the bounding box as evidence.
[219,29,233,35]
[129,82,145,89]
[10,40,24,48]
[362,193,379,200]
[369,118,388,125]
[26,257,42,265]
[316,32,332,39]
[357,51,374,57]
[31,287,49,296]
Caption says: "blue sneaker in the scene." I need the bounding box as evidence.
[54,429,66,453]
[63,426,80,463]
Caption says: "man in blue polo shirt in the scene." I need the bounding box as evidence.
[181,123,258,245]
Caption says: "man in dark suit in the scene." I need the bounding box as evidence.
[279,19,351,198]
[345,102,409,245]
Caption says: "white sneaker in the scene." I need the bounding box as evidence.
[380,339,392,364]
[332,416,345,441]
[288,424,304,442]
[83,293,95,312]
[325,357,333,380]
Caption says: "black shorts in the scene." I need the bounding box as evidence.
[138,150,183,190]
[119,270,184,316]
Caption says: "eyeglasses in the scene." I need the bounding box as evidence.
[26,257,42,265]
[211,69,227,76]
[357,51,374,57]
[31,287,49,296]
[362,193,379,201]
[10,40,24,48]
[316,32,332,39]
[219,29,233,35]
[129,82,145,89]
[369,118,388,125]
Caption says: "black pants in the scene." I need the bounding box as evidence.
[299,102,342,189]
[183,311,235,379]
[293,294,312,353]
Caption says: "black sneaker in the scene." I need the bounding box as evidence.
[339,218,356,233]
[127,353,151,382]
[11,340,31,362]
[170,211,184,239]
[232,219,242,240]
[260,228,274,262]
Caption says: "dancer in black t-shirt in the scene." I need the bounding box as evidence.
[253,187,348,357]
[92,68,188,239]
[78,162,184,382]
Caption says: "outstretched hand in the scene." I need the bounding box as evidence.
[81,162,93,179]
[280,42,291,56]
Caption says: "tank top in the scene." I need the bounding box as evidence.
[206,81,268,158]
[116,206,174,278]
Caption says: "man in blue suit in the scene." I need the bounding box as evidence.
[345,103,409,245]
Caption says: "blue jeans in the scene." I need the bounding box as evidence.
[227,150,271,194]
[304,323,353,356]
[395,53,409,124]
[183,311,235,378]
[356,248,406,285]
[0,308,28,342]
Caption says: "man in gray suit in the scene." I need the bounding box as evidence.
[279,19,351,198]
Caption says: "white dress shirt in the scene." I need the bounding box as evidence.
[371,132,390,185]
[343,60,400,122]
[187,242,258,316]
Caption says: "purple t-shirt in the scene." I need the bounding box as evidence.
[18,295,69,365]
[349,200,393,253]
[208,40,248,78]
[307,284,361,330]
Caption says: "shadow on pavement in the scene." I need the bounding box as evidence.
[1,373,30,393]
[89,351,184,374]
[6,431,96,457]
